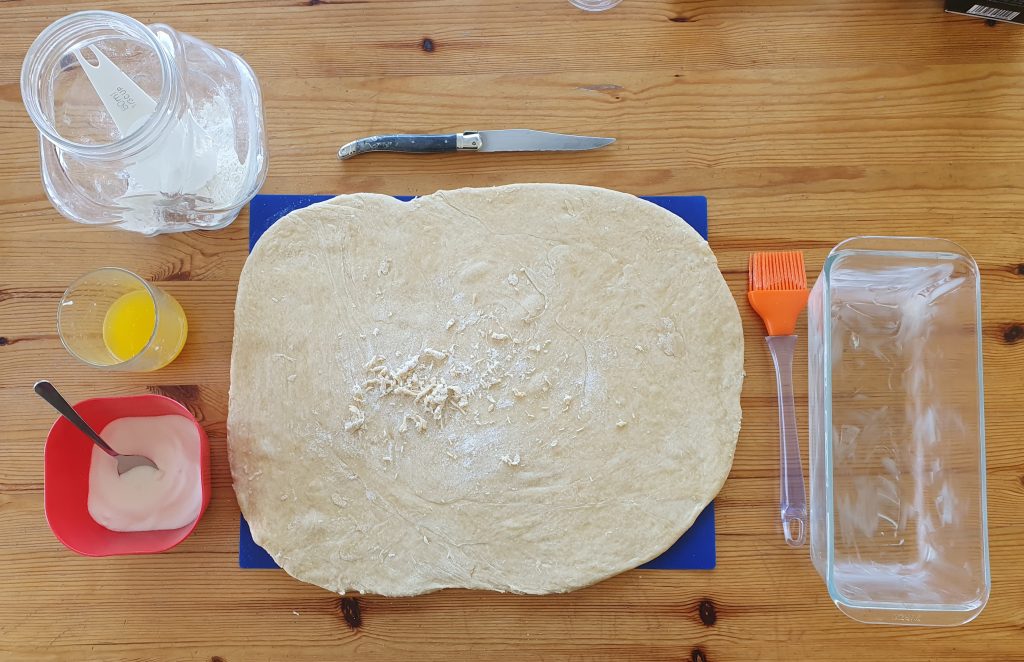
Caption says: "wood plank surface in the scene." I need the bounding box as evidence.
[2,0,1023,659]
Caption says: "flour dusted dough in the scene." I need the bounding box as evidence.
[228,184,743,596]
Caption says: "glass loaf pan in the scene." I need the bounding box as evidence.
[807,237,989,626]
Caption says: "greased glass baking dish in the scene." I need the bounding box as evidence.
[808,237,989,626]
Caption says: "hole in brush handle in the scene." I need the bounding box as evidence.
[783,517,806,547]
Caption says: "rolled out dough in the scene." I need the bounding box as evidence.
[228,184,743,596]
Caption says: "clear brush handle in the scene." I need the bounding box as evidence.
[766,335,807,547]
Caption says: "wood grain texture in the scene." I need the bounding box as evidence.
[2,0,1024,659]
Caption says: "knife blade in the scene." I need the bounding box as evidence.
[338,129,614,160]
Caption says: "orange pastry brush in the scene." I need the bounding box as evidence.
[748,251,809,547]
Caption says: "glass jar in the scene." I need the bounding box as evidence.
[21,11,268,235]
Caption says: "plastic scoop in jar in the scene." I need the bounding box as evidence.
[73,46,157,138]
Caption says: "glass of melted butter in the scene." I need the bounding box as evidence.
[58,267,187,371]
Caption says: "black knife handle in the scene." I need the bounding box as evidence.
[338,134,462,160]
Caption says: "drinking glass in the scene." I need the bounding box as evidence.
[58,267,188,371]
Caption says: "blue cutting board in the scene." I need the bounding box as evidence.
[240,193,715,571]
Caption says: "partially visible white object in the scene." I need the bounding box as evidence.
[569,0,622,10]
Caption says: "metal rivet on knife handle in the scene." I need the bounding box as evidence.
[456,132,482,150]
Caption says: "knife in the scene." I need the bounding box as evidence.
[337,129,615,160]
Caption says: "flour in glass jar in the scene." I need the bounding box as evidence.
[117,94,246,234]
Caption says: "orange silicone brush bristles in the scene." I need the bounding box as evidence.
[748,251,809,336]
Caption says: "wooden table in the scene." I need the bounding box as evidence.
[2,0,1023,659]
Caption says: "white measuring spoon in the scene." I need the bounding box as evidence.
[73,45,157,137]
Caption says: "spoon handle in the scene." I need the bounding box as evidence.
[33,381,118,457]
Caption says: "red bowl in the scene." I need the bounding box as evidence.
[43,394,210,556]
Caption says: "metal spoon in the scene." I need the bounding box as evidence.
[34,381,158,475]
